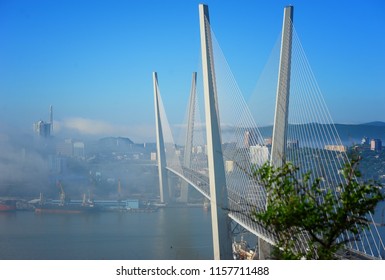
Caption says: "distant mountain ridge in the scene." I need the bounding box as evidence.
[258,122,385,145]
[361,121,385,127]
[333,123,385,144]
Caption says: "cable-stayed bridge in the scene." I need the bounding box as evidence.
[153,4,385,260]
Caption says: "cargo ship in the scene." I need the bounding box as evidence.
[35,193,100,214]
[34,202,100,214]
[35,182,100,214]
[0,200,17,212]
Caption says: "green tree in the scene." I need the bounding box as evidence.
[252,158,384,259]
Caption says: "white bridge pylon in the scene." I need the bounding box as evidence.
[153,4,385,260]
[153,72,169,204]
[199,3,233,260]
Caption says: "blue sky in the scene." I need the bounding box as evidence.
[0,0,384,142]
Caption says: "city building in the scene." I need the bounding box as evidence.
[264,138,272,146]
[370,139,382,151]
[243,130,259,148]
[73,141,85,158]
[192,145,205,154]
[48,155,67,174]
[324,145,347,152]
[56,139,74,156]
[150,152,157,161]
[287,139,299,149]
[249,144,270,167]
[225,160,234,173]
[33,105,53,138]
[33,120,51,137]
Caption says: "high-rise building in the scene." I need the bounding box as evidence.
[33,120,51,137]
[250,145,270,167]
[243,130,259,148]
[33,106,53,138]
[370,139,382,151]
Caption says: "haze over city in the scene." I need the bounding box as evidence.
[0,0,384,143]
[1,0,385,265]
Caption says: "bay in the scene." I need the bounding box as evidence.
[0,207,213,260]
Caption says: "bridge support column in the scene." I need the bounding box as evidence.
[153,72,169,204]
[261,5,294,260]
[199,4,232,260]
[270,5,293,167]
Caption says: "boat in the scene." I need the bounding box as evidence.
[35,193,100,214]
[151,202,167,208]
[35,183,100,214]
[34,202,100,214]
[119,206,158,213]
[0,200,17,212]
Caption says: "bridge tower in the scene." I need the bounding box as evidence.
[260,5,294,259]
[270,5,294,167]
[153,72,169,204]
[179,72,197,203]
[199,4,232,260]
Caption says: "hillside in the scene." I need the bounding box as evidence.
[258,122,385,145]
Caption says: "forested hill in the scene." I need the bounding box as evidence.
[258,122,385,145]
